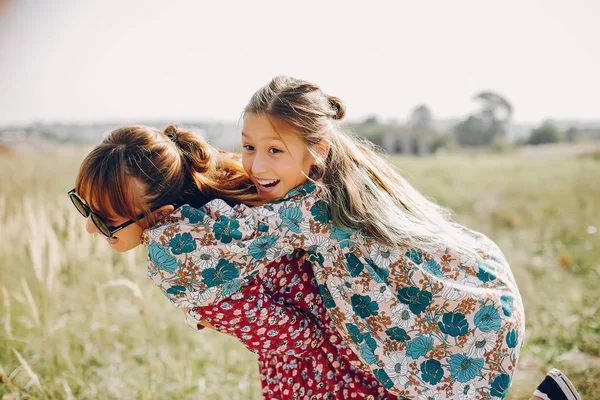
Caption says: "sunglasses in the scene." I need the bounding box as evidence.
[68,189,148,238]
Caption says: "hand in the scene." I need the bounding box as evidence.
[182,307,215,330]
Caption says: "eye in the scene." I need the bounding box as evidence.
[269,148,282,154]
[242,144,254,151]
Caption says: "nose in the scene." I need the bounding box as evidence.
[86,217,99,234]
[251,152,269,175]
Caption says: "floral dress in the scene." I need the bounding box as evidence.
[142,183,525,400]
[189,250,402,399]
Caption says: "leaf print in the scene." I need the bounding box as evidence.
[490,373,511,398]
[166,285,186,295]
[248,235,280,260]
[360,342,378,364]
[350,294,379,318]
[505,329,519,348]
[309,199,329,223]
[406,335,434,359]
[279,206,303,233]
[386,327,410,343]
[345,323,364,344]
[476,262,496,283]
[449,354,484,383]
[438,312,469,337]
[202,258,240,287]
[212,216,242,244]
[318,284,336,309]
[397,286,432,315]
[423,259,443,278]
[181,205,205,224]
[474,305,502,332]
[420,359,444,385]
[418,392,441,400]
[148,241,179,274]
[500,294,514,317]
[365,258,390,283]
[373,369,394,390]
[345,253,364,277]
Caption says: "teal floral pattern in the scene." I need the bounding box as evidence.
[142,183,525,399]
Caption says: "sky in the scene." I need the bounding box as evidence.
[0,0,598,126]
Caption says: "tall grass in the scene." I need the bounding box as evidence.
[0,144,598,399]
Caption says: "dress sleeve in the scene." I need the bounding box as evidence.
[141,183,327,309]
[184,279,326,357]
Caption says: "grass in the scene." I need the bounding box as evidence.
[1,144,599,399]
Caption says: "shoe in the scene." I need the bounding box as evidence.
[533,368,582,400]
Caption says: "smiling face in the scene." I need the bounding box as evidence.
[242,113,315,202]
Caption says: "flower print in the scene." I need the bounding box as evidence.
[418,392,441,400]
[310,200,329,223]
[146,225,166,240]
[226,242,245,254]
[169,232,196,255]
[279,206,303,233]
[391,303,416,328]
[500,294,514,317]
[203,199,231,218]
[441,284,466,301]
[248,235,279,260]
[384,352,409,386]
[490,373,511,398]
[266,241,294,261]
[188,286,215,305]
[299,219,313,235]
[458,381,477,400]
[420,359,444,385]
[397,286,432,315]
[464,331,497,358]
[254,205,277,218]
[385,327,410,343]
[191,247,219,270]
[373,282,393,302]
[449,354,484,383]
[423,259,443,278]
[460,276,485,299]
[474,305,502,332]
[212,216,242,244]
[505,329,519,348]
[306,235,331,255]
[181,205,205,224]
[406,335,434,359]
[405,248,423,265]
[221,279,242,296]
[350,294,379,318]
[370,244,401,268]
[438,312,469,337]
[202,259,240,287]
[148,241,179,274]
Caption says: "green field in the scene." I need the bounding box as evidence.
[1,145,599,399]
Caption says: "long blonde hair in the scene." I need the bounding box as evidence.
[76,125,261,225]
[245,76,478,255]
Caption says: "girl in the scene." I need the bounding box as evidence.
[138,77,578,400]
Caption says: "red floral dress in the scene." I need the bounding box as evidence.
[190,250,401,400]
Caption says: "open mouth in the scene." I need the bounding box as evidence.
[256,179,280,192]
[106,237,119,244]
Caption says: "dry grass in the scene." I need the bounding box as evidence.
[0,144,598,399]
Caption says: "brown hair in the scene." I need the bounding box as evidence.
[75,125,260,225]
[245,76,479,257]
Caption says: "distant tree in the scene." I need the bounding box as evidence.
[363,115,379,125]
[565,126,579,142]
[454,91,513,147]
[409,104,433,129]
[528,121,562,145]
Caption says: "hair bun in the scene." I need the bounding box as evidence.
[328,96,346,120]
[163,125,181,144]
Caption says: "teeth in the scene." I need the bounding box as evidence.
[257,179,278,186]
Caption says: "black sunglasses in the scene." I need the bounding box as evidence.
[68,189,150,238]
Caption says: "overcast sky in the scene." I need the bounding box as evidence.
[0,0,598,126]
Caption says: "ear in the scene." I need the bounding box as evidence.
[314,139,331,161]
[152,204,175,222]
